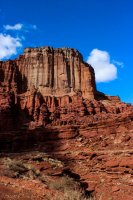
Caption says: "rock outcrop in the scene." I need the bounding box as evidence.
[1,47,95,98]
[0,47,132,130]
[0,46,133,200]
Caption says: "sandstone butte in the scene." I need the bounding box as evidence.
[0,47,133,200]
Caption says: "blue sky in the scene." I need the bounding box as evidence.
[0,0,133,103]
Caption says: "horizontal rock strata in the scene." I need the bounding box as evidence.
[0,46,133,200]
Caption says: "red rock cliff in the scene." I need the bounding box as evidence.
[16,47,96,98]
[0,47,133,200]
[0,47,132,130]
[0,47,96,130]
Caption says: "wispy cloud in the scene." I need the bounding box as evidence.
[30,24,37,30]
[4,23,23,31]
[0,33,22,59]
[87,49,117,83]
[112,60,124,68]
[23,24,38,32]
[3,23,37,32]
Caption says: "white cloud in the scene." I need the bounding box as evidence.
[4,23,23,31]
[0,22,38,60]
[112,60,124,68]
[87,49,117,82]
[0,33,22,59]
[4,23,37,31]
[24,24,37,32]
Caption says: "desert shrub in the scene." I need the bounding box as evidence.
[48,175,94,200]
[56,189,93,200]
[43,157,63,167]
[48,176,77,191]
[8,160,28,173]
[62,189,93,200]
[3,158,28,177]
[4,158,40,178]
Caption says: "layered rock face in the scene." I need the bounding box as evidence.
[0,47,133,200]
[16,47,96,98]
[0,47,97,129]
[0,46,131,130]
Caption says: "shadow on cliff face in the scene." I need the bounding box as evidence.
[95,91,108,100]
[0,124,92,197]
[0,125,78,157]
[0,125,73,154]
[15,65,28,93]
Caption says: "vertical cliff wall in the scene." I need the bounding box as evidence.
[15,47,96,99]
[0,46,132,130]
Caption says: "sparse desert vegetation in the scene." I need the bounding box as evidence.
[48,175,93,200]
[0,153,94,200]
